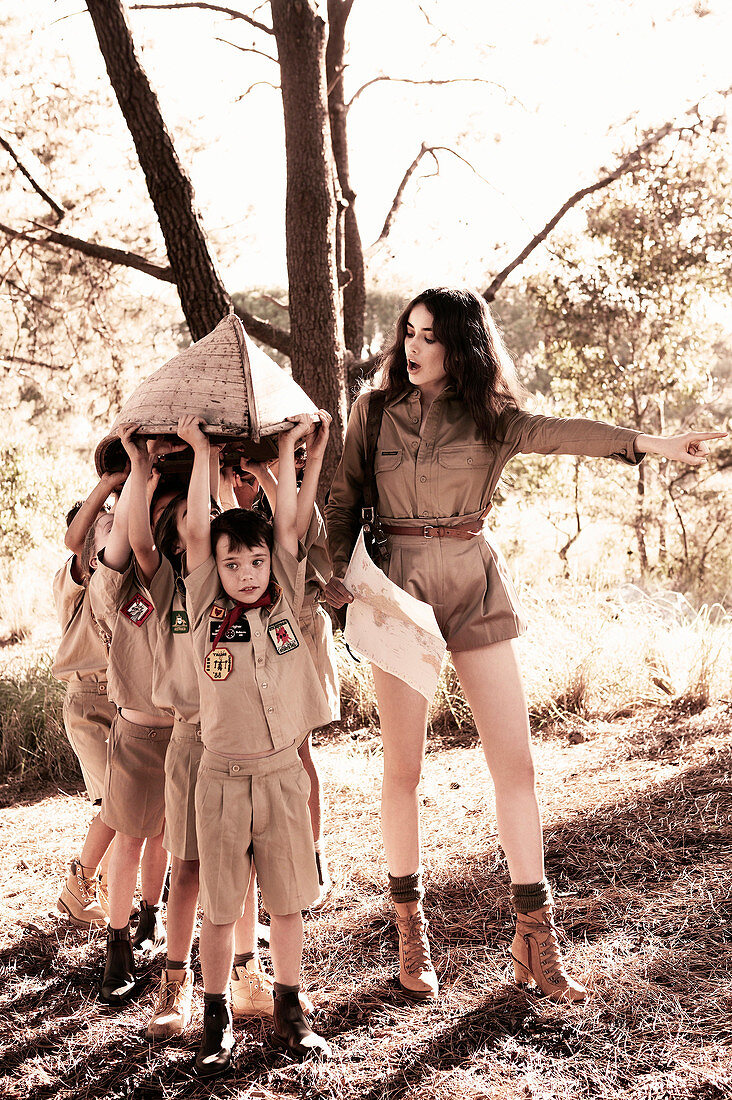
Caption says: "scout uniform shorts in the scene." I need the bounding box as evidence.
[101,713,172,838]
[62,682,116,805]
[195,744,320,924]
[163,717,204,862]
[298,600,341,723]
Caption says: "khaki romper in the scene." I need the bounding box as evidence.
[52,559,115,804]
[89,554,172,838]
[185,544,331,923]
[326,386,642,653]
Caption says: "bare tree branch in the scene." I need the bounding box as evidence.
[0,222,292,354]
[215,36,278,63]
[0,135,66,222]
[347,75,509,111]
[236,79,280,101]
[484,86,732,301]
[0,353,66,372]
[0,221,176,281]
[130,1,274,35]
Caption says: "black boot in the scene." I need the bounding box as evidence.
[100,926,137,1005]
[273,990,331,1059]
[193,999,235,1078]
[132,900,166,953]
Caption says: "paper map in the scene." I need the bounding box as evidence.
[343,530,446,701]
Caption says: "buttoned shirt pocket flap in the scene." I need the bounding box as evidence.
[375,448,403,472]
[437,445,492,469]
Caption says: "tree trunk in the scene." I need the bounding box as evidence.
[271,0,347,491]
[326,0,365,362]
[85,0,230,340]
[635,463,649,578]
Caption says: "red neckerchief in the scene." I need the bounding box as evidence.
[211,586,274,650]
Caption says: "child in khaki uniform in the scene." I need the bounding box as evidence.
[90,431,178,1004]
[53,472,125,926]
[178,411,333,1077]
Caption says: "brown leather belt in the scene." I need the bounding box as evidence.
[381,519,485,541]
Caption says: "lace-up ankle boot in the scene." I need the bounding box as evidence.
[511,905,587,1002]
[58,859,106,929]
[394,900,439,1001]
[146,968,194,1038]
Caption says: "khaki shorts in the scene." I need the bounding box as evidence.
[63,682,116,804]
[163,718,203,862]
[101,713,172,838]
[298,601,340,723]
[195,745,319,924]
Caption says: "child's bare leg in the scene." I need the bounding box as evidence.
[140,830,170,906]
[269,912,303,986]
[79,812,116,873]
[234,869,258,956]
[166,857,199,967]
[200,916,236,994]
[108,833,145,928]
[99,834,115,877]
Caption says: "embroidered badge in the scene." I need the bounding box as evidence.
[210,604,227,621]
[268,618,299,654]
[204,646,233,681]
[209,618,250,644]
[171,609,190,634]
[121,593,154,626]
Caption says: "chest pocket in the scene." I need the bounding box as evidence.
[437,445,493,470]
[374,448,403,473]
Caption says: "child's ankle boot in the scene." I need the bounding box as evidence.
[100,925,136,1004]
[194,996,234,1077]
[58,858,106,929]
[273,988,331,1059]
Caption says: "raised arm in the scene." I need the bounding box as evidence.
[274,415,313,559]
[296,410,331,541]
[177,415,213,572]
[102,459,134,574]
[117,425,161,586]
[65,467,128,558]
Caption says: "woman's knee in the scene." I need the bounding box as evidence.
[491,754,536,794]
[383,760,423,794]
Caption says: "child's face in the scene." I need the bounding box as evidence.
[91,513,115,570]
[214,535,271,604]
[152,490,177,531]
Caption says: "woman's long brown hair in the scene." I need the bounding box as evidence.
[373,288,524,441]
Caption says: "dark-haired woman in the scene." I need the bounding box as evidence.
[324,287,724,1003]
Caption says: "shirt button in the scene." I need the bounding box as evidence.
[411,441,418,448]
[421,511,429,517]
[261,682,268,689]
[420,476,427,483]
[411,417,419,424]
[255,631,261,637]
[148,730,156,739]
[467,457,473,464]
[232,764,240,773]
[267,707,274,714]
[257,657,264,664]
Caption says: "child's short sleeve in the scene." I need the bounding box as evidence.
[147,556,176,617]
[88,552,134,634]
[184,556,222,628]
[53,558,85,634]
[272,542,308,619]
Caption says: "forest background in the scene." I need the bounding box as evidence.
[1,4,732,1099]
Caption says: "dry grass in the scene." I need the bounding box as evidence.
[1,703,731,1099]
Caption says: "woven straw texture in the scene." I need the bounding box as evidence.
[95,315,318,473]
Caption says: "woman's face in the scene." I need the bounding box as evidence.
[404,303,447,394]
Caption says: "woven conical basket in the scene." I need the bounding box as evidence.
[95,314,318,473]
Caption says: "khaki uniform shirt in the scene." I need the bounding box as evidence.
[325,386,642,652]
[88,553,170,717]
[302,504,332,607]
[148,556,200,724]
[185,544,332,757]
[326,386,642,577]
[51,559,108,683]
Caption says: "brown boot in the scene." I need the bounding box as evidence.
[394,900,438,1001]
[511,906,587,1002]
[58,859,107,929]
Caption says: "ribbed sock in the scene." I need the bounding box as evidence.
[388,869,423,904]
[511,878,553,913]
[234,951,256,968]
[203,991,228,1006]
[273,981,300,998]
[165,958,188,972]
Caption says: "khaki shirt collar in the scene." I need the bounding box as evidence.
[385,382,457,408]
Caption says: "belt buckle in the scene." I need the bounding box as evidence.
[423,525,436,539]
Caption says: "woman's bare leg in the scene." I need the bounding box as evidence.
[370,665,429,876]
[451,640,544,883]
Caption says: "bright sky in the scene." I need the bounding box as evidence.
[11,0,732,293]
